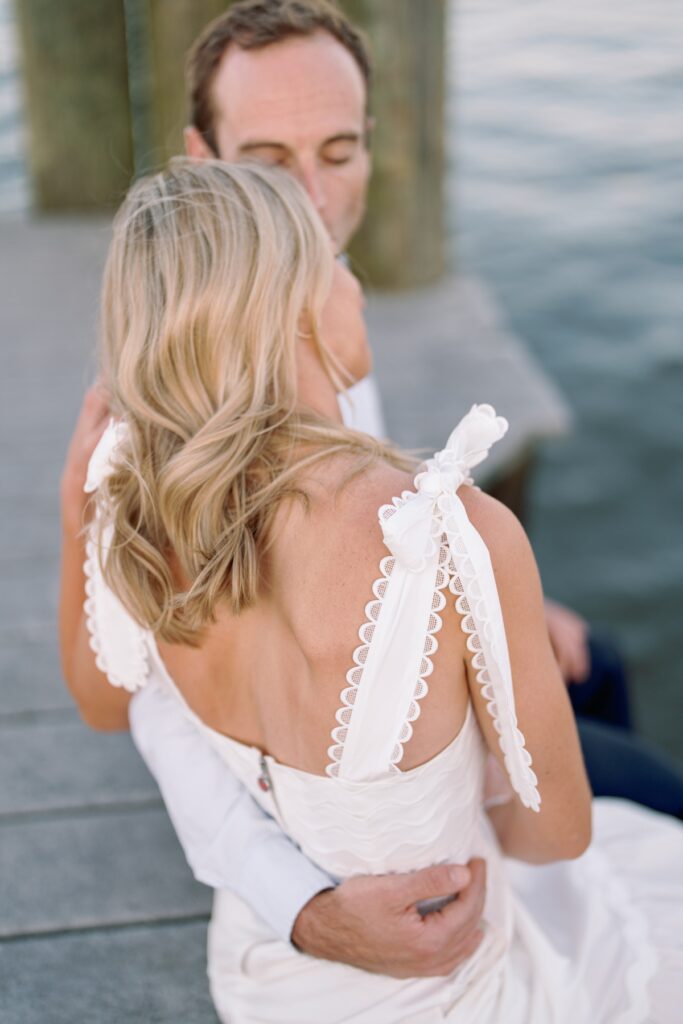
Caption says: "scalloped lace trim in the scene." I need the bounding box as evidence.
[83,524,149,692]
[442,503,540,810]
[326,493,450,778]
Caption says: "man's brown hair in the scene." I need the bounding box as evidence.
[187,0,372,155]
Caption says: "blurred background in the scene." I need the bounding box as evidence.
[1,1,681,1019]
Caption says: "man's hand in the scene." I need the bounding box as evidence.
[291,860,486,978]
[544,598,591,684]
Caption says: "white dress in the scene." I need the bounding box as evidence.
[85,405,683,1024]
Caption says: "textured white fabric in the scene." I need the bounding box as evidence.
[86,405,683,1023]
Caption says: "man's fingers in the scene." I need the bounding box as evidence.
[545,600,591,683]
[416,858,486,966]
[430,858,486,925]
[458,857,486,903]
[468,857,487,887]
[572,642,591,684]
[396,862,472,906]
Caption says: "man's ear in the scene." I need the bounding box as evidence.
[364,116,376,149]
[184,125,215,159]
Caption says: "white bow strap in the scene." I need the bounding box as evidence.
[380,405,508,572]
[378,405,540,811]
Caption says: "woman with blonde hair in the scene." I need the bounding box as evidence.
[60,158,682,1023]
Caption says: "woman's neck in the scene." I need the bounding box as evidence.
[296,337,344,424]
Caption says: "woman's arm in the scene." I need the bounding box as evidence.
[59,386,131,729]
[461,487,592,863]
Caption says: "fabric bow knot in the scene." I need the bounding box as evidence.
[380,404,508,572]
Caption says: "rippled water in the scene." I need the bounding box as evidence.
[2,1,681,759]
[451,0,683,759]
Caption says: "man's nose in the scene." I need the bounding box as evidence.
[297,160,326,214]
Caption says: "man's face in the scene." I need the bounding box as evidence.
[188,31,371,252]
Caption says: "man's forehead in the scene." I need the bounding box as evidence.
[213,32,367,146]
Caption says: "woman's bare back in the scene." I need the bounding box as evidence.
[158,455,472,775]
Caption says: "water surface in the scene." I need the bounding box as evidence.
[450,0,683,759]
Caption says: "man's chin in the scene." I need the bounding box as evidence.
[330,217,364,258]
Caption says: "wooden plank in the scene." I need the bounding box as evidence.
[0,555,59,630]
[0,638,73,717]
[0,921,217,1024]
[0,719,156,816]
[0,809,211,938]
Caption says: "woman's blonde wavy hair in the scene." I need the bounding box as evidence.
[96,158,410,645]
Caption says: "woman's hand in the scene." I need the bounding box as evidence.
[60,383,110,536]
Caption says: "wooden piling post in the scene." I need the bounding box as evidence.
[15,0,134,210]
[341,0,447,289]
[146,0,228,163]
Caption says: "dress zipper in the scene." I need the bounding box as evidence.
[257,754,272,793]
[258,753,284,823]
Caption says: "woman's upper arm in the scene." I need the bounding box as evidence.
[72,618,133,730]
[459,488,591,856]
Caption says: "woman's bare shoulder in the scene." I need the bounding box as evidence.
[457,485,543,618]
[282,457,413,552]
[458,485,534,567]
[275,467,534,578]
[271,458,415,639]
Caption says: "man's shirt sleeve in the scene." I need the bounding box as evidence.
[339,374,386,438]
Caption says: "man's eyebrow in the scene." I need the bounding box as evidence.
[238,133,361,153]
[321,132,361,145]
[238,140,290,154]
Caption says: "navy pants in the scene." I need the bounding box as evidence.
[569,635,683,819]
